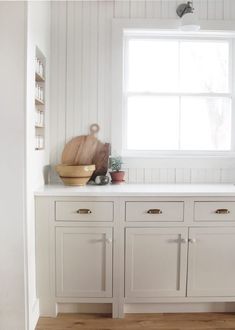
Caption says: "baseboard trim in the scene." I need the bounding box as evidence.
[124,302,235,313]
[55,302,235,315]
[30,299,39,330]
[57,303,112,314]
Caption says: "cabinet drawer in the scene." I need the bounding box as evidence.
[194,201,235,222]
[125,202,184,222]
[55,201,113,221]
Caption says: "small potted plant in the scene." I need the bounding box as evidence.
[109,156,125,183]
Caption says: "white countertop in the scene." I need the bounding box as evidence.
[35,183,235,197]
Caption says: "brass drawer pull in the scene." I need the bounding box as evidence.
[76,209,92,214]
[147,209,162,214]
[215,209,230,214]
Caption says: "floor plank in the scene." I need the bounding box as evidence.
[36,313,235,330]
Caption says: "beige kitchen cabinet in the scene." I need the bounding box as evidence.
[187,227,235,297]
[56,227,113,298]
[35,187,235,318]
[125,227,188,298]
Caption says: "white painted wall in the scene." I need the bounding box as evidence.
[26,2,50,329]
[0,2,27,329]
[50,0,235,184]
[0,1,50,329]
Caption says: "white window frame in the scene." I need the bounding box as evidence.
[123,35,233,155]
[112,19,235,163]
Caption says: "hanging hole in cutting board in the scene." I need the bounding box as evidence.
[90,123,100,135]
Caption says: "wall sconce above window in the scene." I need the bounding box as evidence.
[176,1,200,31]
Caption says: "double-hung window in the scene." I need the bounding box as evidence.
[123,33,232,155]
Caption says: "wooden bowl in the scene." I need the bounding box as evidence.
[59,177,91,186]
[55,164,95,186]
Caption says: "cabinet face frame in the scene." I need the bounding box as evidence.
[125,227,188,298]
[187,226,235,297]
[56,227,113,298]
[125,201,184,222]
[55,201,114,222]
[194,201,235,222]
[36,195,235,318]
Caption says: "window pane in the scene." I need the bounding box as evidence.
[127,39,179,92]
[180,41,229,93]
[127,96,179,150]
[180,97,231,150]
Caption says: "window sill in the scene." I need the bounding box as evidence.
[122,151,235,159]
[121,153,235,169]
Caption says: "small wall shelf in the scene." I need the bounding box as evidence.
[35,97,44,106]
[35,72,45,82]
[35,46,46,150]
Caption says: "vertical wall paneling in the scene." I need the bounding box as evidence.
[81,1,98,134]
[215,0,224,20]
[73,2,83,138]
[130,0,146,18]
[97,1,113,142]
[146,0,161,18]
[136,168,145,183]
[207,0,216,19]
[199,0,208,19]
[144,168,152,183]
[50,1,67,165]
[66,1,75,141]
[151,168,160,183]
[175,169,191,184]
[128,168,137,183]
[191,169,221,184]
[161,0,169,18]
[221,169,235,183]
[114,0,130,18]
[230,0,235,20]
[167,0,177,18]
[224,0,231,20]
[50,0,235,184]
[192,1,200,18]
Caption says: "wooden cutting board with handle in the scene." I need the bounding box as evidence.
[61,124,110,178]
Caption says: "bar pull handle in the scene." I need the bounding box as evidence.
[181,238,188,243]
[76,209,92,214]
[189,238,197,244]
[215,209,230,214]
[106,238,112,244]
[147,209,162,214]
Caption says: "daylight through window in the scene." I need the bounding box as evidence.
[124,36,232,152]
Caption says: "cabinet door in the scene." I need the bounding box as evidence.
[187,227,235,297]
[56,227,112,297]
[125,227,188,298]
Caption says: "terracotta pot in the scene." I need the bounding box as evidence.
[110,171,125,183]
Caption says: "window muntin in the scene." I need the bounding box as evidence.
[124,36,232,153]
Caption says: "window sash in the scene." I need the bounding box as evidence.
[123,36,233,154]
[124,36,232,95]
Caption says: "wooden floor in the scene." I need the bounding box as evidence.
[36,313,235,330]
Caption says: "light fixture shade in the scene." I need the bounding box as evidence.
[180,12,200,31]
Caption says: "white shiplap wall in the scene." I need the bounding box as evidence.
[50,0,235,184]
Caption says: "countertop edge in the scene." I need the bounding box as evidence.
[34,184,235,197]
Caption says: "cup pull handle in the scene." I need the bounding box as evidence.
[215,209,230,214]
[76,209,92,214]
[147,209,162,214]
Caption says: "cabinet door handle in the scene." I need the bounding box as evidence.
[189,238,197,244]
[106,238,112,244]
[147,209,162,214]
[181,238,188,243]
[215,208,230,214]
[76,209,92,214]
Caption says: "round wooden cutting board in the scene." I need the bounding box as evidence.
[61,124,110,179]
